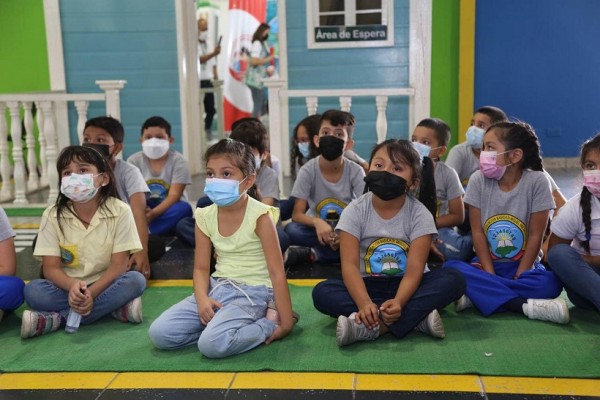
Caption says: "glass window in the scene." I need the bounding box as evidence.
[357,13,381,25]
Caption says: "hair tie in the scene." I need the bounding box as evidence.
[586,232,591,242]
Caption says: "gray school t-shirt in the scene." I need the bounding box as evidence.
[128,150,192,205]
[0,207,15,242]
[337,192,437,277]
[113,159,150,204]
[434,161,464,218]
[464,169,554,262]
[446,142,480,185]
[257,165,280,205]
[291,156,365,219]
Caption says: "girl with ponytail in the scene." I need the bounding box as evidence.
[312,139,466,347]
[444,122,568,324]
[547,134,600,313]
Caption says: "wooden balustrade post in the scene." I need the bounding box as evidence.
[7,101,28,204]
[22,101,40,191]
[0,102,11,201]
[375,96,389,144]
[35,101,48,187]
[39,101,59,203]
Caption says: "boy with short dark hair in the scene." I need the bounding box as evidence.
[412,118,472,261]
[82,116,154,278]
[127,116,192,235]
[446,106,508,186]
[284,109,365,266]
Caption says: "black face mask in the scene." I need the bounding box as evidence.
[319,136,345,161]
[364,171,408,201]
[82,142,111,159]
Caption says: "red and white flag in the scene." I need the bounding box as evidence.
[224,0,266,130]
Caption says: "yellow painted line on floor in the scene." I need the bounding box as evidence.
[0,372,598,393]
[12,223,40,229]
[0,372,117,389]
[110,372,234,389]
[356,374,482,392]
[289,279,322,286]
[232,372,355,390]
[482,376,600,396]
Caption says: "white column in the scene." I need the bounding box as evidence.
[339,96,352,112]
[264,78,286,191]
[39,101,60,203]
[375,96,389,144]
[306,96,318,115]
[23,101,40,191]
[0,102,11,201]
[96,80,127,120]
[213,80,225,140]
[7,102,28,204]
[35,101,48,187]
[74,100,90,144]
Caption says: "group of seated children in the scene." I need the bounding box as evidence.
[0,107,598,360]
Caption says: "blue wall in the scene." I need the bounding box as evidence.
[474,0,600,157]
[285,1,410,160]
[60,0,181,158]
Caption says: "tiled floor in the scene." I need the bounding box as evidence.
[3,166,599,399]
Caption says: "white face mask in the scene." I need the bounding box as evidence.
[198,31,208,41]
[60,173,102,203]
[142,138,170,160]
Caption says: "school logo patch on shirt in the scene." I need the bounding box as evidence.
[364,238,409,276]
[146,179,170,208]
[315,198,345,221]
[484,214,526,261]
[59,244,80,268]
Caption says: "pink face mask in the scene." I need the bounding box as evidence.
[479,150,510,180]
[583,170,600,197]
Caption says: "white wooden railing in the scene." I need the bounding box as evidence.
[0,80,126,205]
[264,79,423,187]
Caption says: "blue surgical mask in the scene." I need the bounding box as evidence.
[298,142,310,158]
[204,177,247,207]
[412,141,431,160]
[466,126,485,149]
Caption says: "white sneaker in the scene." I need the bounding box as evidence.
[455,294,473,312]
[336,315,379,347]
[20,310,62,339]
[414,309,446,339]
[523,298,569,324]
[112,297,143,323]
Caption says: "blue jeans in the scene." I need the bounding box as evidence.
[23,271,146,324]
[312,269,465,339]
[548,243,600,311]
[0,276,25,311]
[149,200,193,235]
[436,227,474,261]
[148,277,276,358]
[249,86,267,117]
[284,221,340,263]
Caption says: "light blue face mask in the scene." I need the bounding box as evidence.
[298,142,310,158]
[412,141,431,160]
[204,177,247,207]
[466,126,485,149]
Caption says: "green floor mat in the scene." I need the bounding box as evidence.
[1,285,599,377]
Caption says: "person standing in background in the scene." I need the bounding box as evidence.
[245,23,275,118]
[198,18,221,140]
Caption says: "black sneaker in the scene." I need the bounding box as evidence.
[284,246,316,267]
